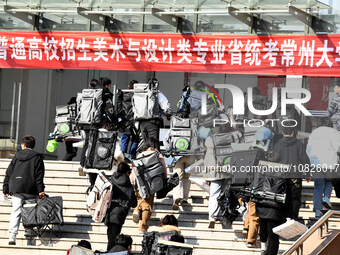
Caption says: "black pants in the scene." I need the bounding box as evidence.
[259,218,281,255]
[88,173,98,187]
[63,141,78,161]
[107,223,122,251]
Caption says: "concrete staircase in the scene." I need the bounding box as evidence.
[0,159,340,255]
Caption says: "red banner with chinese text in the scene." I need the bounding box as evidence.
[1,32,340,76]
[257,76,286,96]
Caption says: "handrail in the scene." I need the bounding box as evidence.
[283,210,340,255]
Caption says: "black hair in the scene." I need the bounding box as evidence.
[252,87,261,96]
[117,162,131,174]
[77,240,92,250]
[281,121,296,136]
[318,117,333,128]
[100,77,111,87]
[21,135,35,149]
[159,215,178,227]
[89,78,100,89]
[170,234,185,243]
[67,97,77,105]
[128,80,138,89]
[148,77,159,89]
[114,234,133,250]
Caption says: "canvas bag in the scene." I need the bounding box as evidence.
[86,172,113,223]
[133,151,165,199]
[132,83,159,120]
[22,196,63,229]
[77,88,103,124]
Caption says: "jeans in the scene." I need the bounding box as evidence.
[9,193,37,240]
[313,178,333,211]
[120,133,138,156]
[209,179,226,220]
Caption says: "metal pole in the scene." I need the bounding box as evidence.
[15,82,22,145]
[10,82,16,140]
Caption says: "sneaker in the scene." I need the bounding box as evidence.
[172,198,181,210]
[242,228,249,239]
[247,242,257,248]
[315,210,323,218]
[323,199,332,210]
[132,211,140,224]
[208,220,215,229]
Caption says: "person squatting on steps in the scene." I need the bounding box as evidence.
[105,162,137,251]
[3,135,45,245]
[130,138,167,232]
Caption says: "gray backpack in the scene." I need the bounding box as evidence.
[54,103,78,136]
[132,83,160,120]
[212,131,243,166]
[76,88,103,124]
[133,151,165,199]
[168,116,199,153]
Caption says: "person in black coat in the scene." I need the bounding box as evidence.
[3,135,45,245]
[273,123,310,220]
[105,162,137,251]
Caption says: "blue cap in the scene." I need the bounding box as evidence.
[255,127,273,141]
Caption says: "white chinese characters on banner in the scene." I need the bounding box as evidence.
[2,35,340,73]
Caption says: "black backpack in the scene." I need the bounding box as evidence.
[84,128,117,169]
[142,231,178,255]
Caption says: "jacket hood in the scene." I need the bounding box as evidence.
[280,136,299,147]
[311,126,333,139]
[112,172,131,187]
[109,245,128,253]
[15,149,40,161]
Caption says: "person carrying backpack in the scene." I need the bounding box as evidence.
[134,78,172,149]
[274,122,310,220]
[120,80,139,160]
[105,162,137,251]
[131,138,167,232]
[108,234,134,254]
[306,117,340,218]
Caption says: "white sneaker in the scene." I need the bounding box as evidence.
[133,211,140,224]
[8,236,16,245]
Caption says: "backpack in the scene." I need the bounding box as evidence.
[142,230,178,255]
[54,103,79,137]
[168,117,199,153]
[132,151,165,199]
[86,172,113,223]
[132,83,160,120]
[69,245,94,255]
[76,88,103,124]
[84,128,117,170]
[230,149,264,186]
[155,240,193,255]
[211,131,243,166]
[245,95,272,120]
